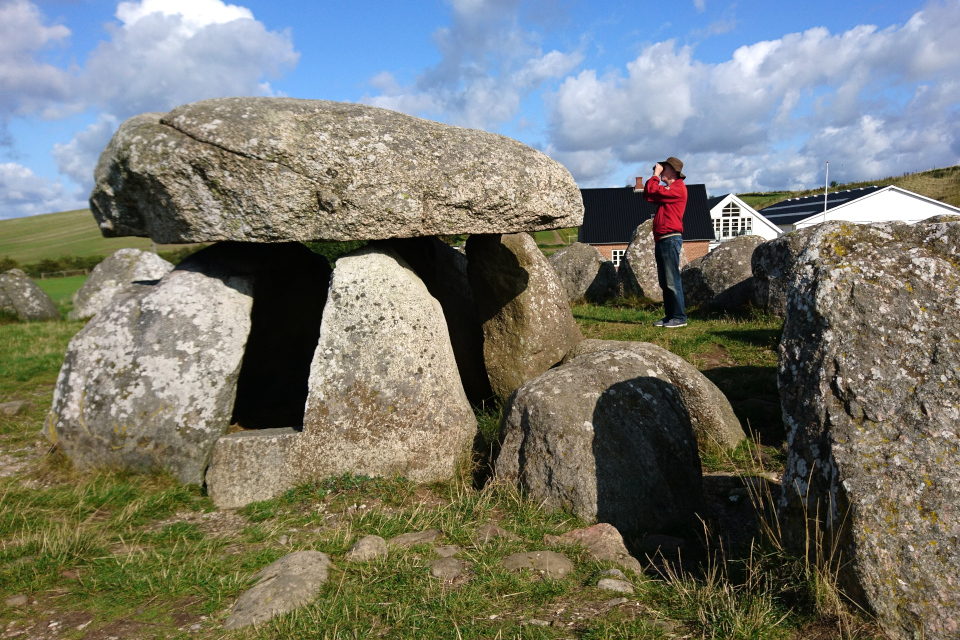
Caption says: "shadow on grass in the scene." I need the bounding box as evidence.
[711,328,782,350]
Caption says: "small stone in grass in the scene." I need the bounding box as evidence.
[600,568,626,580]
[502,551,573,579]
[597,578,634,594]
[346,535,387,562]
[434,545,460,557]
[429,558,464,581]
[4,595,28,608]
[388,529,441,548]
[604,597,628,607]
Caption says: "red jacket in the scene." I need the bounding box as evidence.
[644,176,687,241]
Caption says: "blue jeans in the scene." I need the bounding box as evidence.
[655,235,686,322]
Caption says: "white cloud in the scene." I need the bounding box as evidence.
[52,114,119,189]
[0,162,83,219]
[0,0,73,123]
[363,0,583,131]
[545,0,960,189]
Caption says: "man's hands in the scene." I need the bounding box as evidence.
[653,162,663,178]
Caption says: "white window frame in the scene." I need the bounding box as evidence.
[611,249,625,267]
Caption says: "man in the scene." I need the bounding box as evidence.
[643,156,688,328]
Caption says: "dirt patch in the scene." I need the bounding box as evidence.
[148,509,248,538]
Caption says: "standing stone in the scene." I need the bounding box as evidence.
[547,243,618,303]
[496,350,704,535]
[43,250,253,484]
[90,98,583,244]
[562,339,745,452]
[618,220,688,301]
[681,235,765,311]
[293,245,477,483]
[69,248,174,320]
[224,551,332,629]
[386,237,493,406]
[0,270,59,321]
[750,227,820,317]
[467,233,583,401]
[778,220,960,640]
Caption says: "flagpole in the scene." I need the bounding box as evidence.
[822,161,829,224]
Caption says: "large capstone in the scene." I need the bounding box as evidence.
[293,245,477,483]
[681,235,765,311]
[618,220,687,301]
[467,233,583,401]
[778,220,960,640]
[90,98,583,244]
[0,270,59,321]
[547,242,618,303]
[562,339,745,452]
[385,237,492,406]
[69,248,174,320]
[496,349,705,535]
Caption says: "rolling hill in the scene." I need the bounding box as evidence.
[0,209,193,263]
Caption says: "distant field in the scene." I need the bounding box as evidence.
[0,209,193,263]
[741,164,960,210]
[34,275,88,305]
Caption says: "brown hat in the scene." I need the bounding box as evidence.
[660,157,686,179]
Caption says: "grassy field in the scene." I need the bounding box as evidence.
[740,164,960,210]
[0,303,879,639]
[0,209,194,264]
[33,275,89,306]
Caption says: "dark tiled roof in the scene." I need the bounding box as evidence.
[578,184,716,244]
[706,195,728,210]
[758,186,883,225]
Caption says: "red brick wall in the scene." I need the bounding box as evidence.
[682,241,710,262]
[592,244,628,261]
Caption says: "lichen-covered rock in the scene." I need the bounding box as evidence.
[618,220,688,301]
[69,248,174,320]
[294,245,476,483]
[681,235,765,311]
[562,339,745,451]
[43,254,254,484]
[778,220,960,640]
[547,243,618,303]
[750,227,820,317]
[90,98,583,244]
[0,270,59,321]
[496,349,704,535]
[467,233,583,401]
[386,237,492,406]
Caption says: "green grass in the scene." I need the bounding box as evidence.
[0,209,195,264]
[33,275,88,305]
[0,307,881,639]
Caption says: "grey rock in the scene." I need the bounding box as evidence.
[597,578,634,594]
[467,233,583,401]
[546,523,642,574]
[90,98,583,244]
[224,551,331,629]
[474,523,520,544]
[429,557,465,581]
[496,350,705,535]
[618,220,688,301]
[386,237,492,405]
[346,535,388,562]
[4,595,28,608]
[681,235,765,311]
[750,226,821,317]
[522,618,552,626]
[69,248,173,320]
[502,551,573,580]
[389,529,441,548]
[0,401,30,417]
[0,270,59,321]
[600,569,627,579]
[604,598,628,607]
[205,428,300,510]
[562,339,745,452]
[43,255,253,484]
[547,243,618,303]
[294,245,476,483]
[434,545,460,558]
[778,220,960,640]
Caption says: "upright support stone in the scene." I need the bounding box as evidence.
[293,245,477,483]
[467,233,583,401]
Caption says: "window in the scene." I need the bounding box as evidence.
[611,249,625,267]
[714,202,754,240]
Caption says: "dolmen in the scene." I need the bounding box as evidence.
[44,97,585,507]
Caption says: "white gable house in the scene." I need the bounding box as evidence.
[792,186,960,229]
[707,194,782,250]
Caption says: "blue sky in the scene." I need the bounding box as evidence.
[1,0,958,218]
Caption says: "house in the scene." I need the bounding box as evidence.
[578,185,716,267]
[706,194,782,250]
[757,185,960,232]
